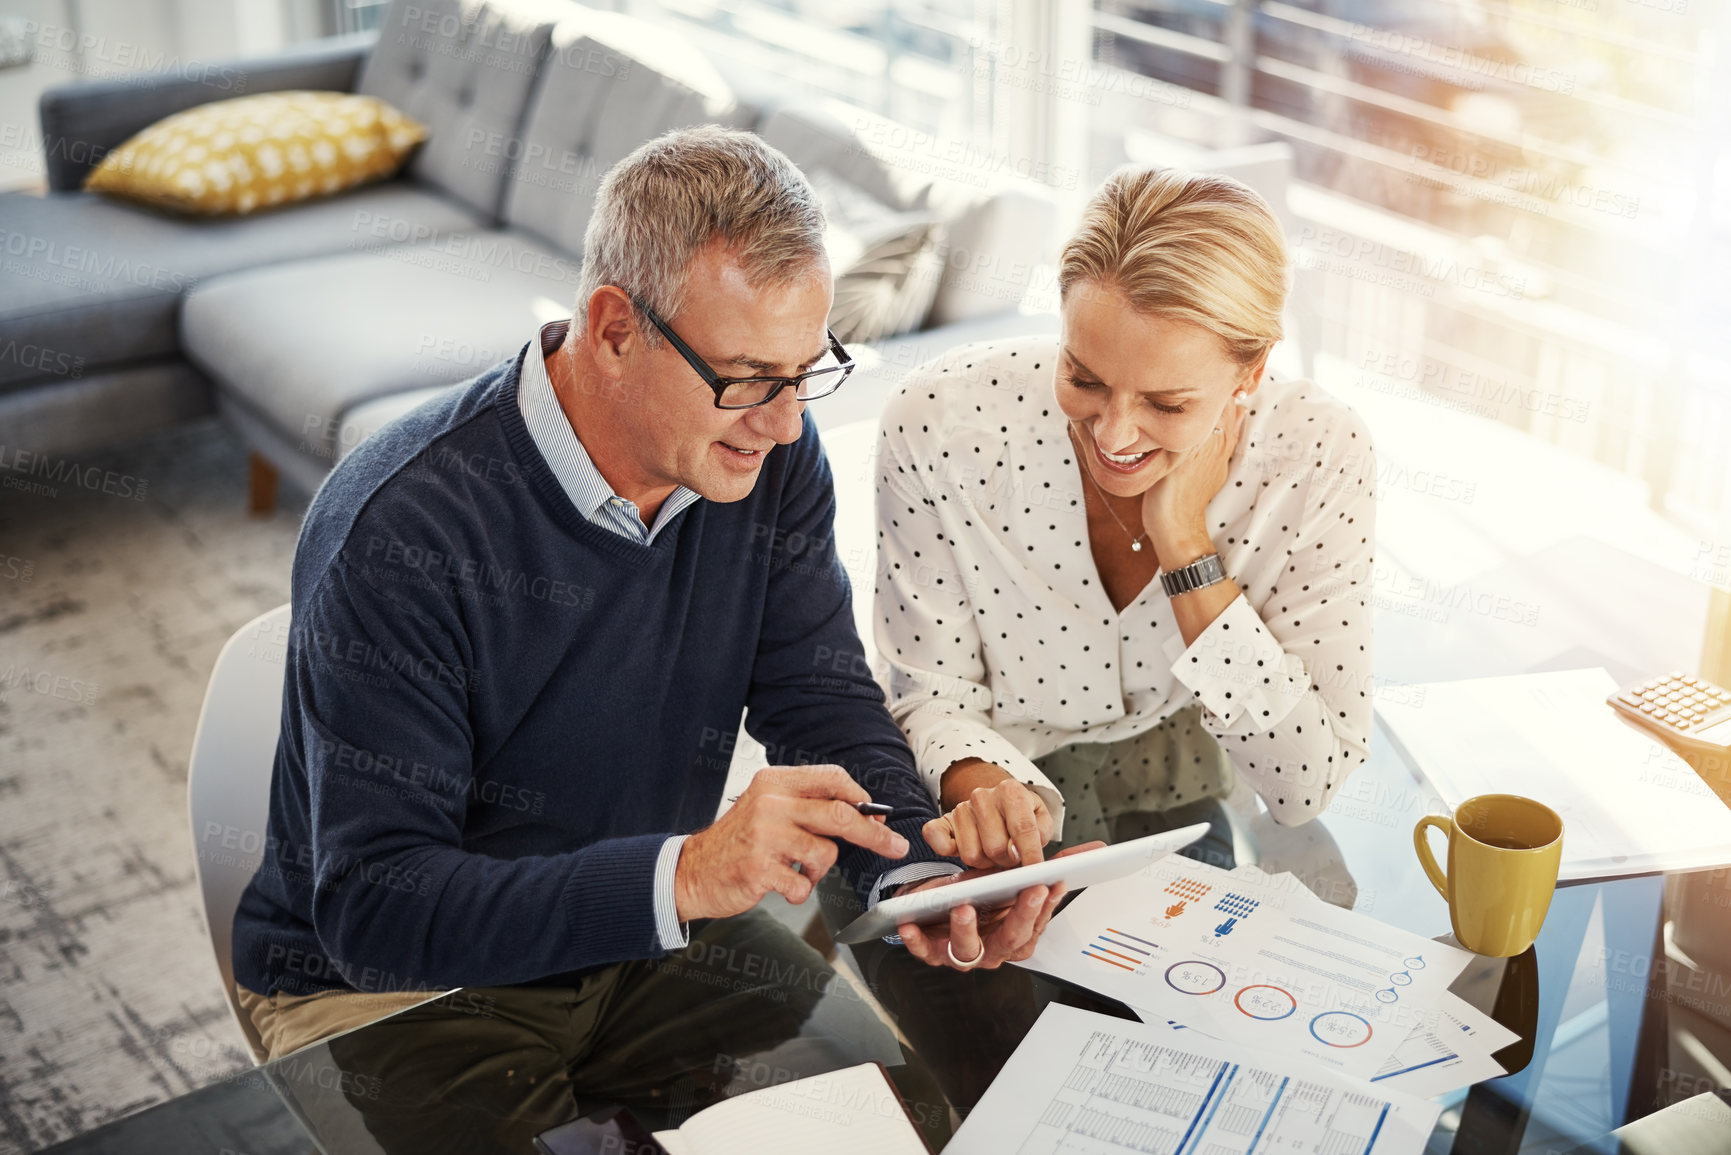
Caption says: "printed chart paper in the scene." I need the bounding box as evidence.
[1023,858,1473,1078]
[1370,1000,1516,1099]
[1111,866,1517,1098]
[947,1003,1440,1155]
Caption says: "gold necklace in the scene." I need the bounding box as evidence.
[1070,424,1148,553]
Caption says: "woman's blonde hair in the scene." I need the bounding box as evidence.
[1058,166,1289,367]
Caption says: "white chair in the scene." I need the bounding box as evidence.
[190,605,381,1153]
[187,602,294,1065]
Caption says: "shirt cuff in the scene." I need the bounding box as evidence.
[907,715,1069,836]
[1165,594,1308,730]
[653,834,691,950]
[869,860,965,945]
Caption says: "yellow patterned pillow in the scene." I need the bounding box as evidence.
[85,91,428,216]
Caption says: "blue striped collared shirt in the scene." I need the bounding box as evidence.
[519,322,700,546]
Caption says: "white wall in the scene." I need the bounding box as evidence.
[0,0,319,191]
[0,0,78,189]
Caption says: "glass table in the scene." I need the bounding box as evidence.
[40,727,1730,1155]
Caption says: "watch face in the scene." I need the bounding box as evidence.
[1164,555,1223,595]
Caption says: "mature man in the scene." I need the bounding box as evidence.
[229,127,1065,1147]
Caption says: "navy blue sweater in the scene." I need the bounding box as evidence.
[232,343,951,997]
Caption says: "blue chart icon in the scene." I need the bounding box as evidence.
[1378,961,1418,1003]
[1212,892,1260,936]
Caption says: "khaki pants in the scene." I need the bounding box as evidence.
[234,909,934,1154]
[235,983,445,1063]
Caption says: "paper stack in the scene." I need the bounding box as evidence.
[1376,667,1731,882]
[1022,856,1516,1098]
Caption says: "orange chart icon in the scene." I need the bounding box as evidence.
[1162,877,1211,918]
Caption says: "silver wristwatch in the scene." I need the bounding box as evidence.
[1159,553,1227,598]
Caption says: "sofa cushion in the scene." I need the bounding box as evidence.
[758,100,1059,332]
[0,182,482,392]
[501,14,742,254]
[337,384,459,461]
[358,0,567,220]
[182,229,576,458]
[84,91,428,216]
[753,105,951,343]
[925,188,1057,327]
[810,171,944,344]
[37,30,376,193]
[755,102,931,214]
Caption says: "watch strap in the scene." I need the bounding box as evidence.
[1160,553,1226,597]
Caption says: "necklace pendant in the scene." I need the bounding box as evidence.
[1131,540,1143,552]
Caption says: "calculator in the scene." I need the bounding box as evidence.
[1608,672,1731,754]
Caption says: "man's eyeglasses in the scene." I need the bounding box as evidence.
[635,299,854,410]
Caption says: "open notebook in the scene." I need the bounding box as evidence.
[651,1063,927,1155]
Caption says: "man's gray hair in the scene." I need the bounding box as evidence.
[575,125,828,346]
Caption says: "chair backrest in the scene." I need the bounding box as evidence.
[187,603,293,1063]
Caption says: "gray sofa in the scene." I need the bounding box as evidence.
[2,0,1058,504]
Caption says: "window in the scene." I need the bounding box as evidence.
[1082,0,1729,535]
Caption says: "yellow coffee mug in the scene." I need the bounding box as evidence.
[1413,794,1563,957]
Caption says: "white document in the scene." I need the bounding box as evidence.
[1132,876,1517,1098]
[1370,997,1518,1099]
[1023,859,1473,1079]
[650,1063,924,1155]
[1376,667,1731,882]
[947,1003,1440,1154]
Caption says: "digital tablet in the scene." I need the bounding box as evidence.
[834,822,1210,945]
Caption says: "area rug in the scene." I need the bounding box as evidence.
[0,420,306,1153]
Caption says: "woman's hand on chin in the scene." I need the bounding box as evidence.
[926,762,1054,869]
[1141,389,1247,559]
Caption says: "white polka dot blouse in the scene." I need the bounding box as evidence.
[873,335,1379,829]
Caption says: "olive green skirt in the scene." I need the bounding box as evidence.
[1036,704,1236,863]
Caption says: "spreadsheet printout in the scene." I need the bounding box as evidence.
[948,1004,1439,1155]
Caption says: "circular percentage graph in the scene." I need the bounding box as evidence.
[1234,984,1297,1021]
[1308,1011,1373,1048]
[1164,960,1227,996]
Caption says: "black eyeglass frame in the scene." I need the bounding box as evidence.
[634,299,855,410]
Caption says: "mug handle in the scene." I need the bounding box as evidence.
[1413,815,1453,901]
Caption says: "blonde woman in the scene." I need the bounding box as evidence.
[875,167,1377,870]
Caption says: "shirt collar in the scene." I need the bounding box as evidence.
[518,321,700,540]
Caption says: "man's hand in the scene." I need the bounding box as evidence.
[674,766,909,922]
[927,759,1053,868]
[896,842,1105,971]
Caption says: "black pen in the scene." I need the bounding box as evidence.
[719,798,896,816]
